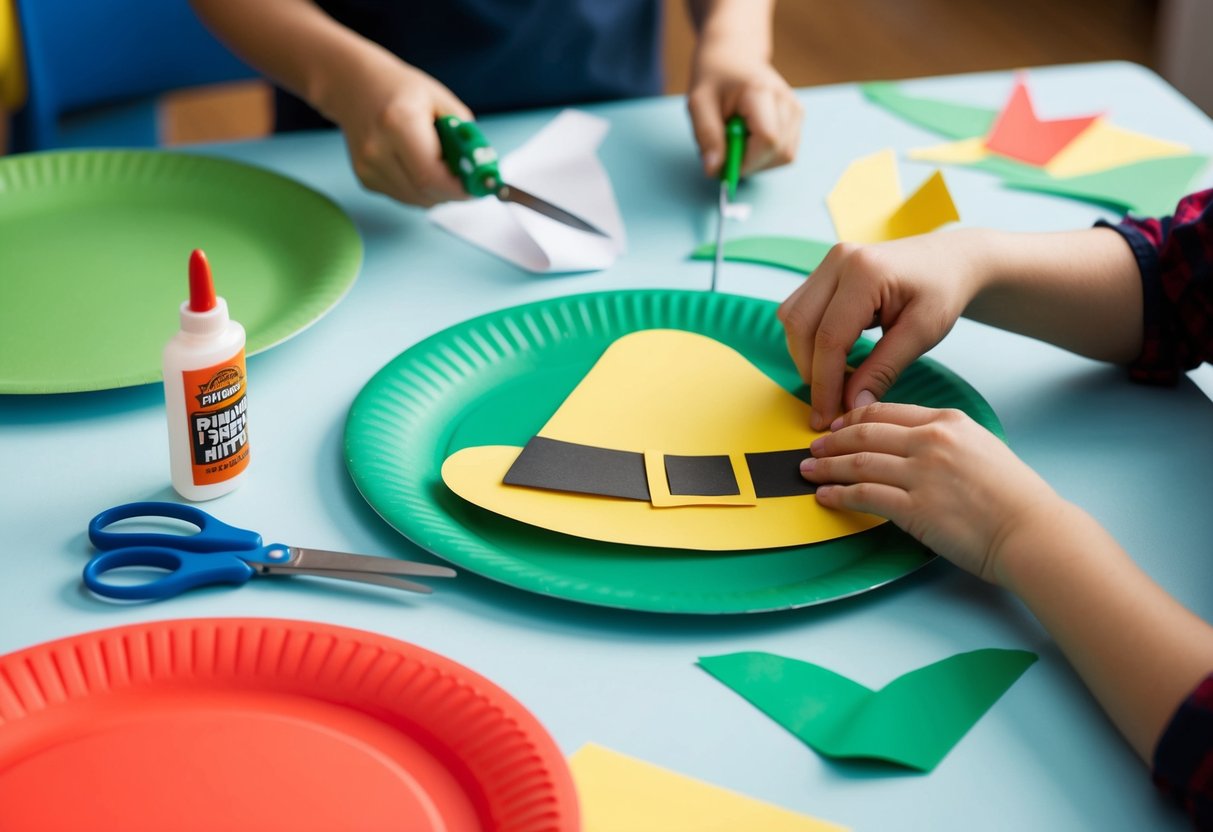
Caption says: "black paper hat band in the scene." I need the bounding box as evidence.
[503,436,817,505]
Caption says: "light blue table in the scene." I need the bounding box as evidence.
[4,61,1212,830]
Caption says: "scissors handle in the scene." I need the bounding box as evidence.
[83,546,255,601]
[721,115,748,200]
[435,114,501,197]
[89,501,262,553]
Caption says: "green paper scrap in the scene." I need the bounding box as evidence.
[698,648,1037,772]
[691,236,833,275]
[997,153,1209,217]
[861,82,998,141]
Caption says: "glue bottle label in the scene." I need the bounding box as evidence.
[183,352,250,485]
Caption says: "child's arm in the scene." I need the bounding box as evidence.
[782,190,1213,431]
[802,401,1213,774]
[190,0,469,207]
[685,0,803,177]
[779,226,1142,430]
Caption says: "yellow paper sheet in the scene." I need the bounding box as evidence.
[884,171,959,240]
[825,149,904,243]
[441,330,886,551]
[826,149,958,243]
[907,137,990,165]
[908,121,1190,179]
[570,744,848,832]
[1044,118,1190,178]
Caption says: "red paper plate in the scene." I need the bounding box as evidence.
[0,618,578,832]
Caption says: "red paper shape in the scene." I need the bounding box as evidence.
[984,76,1099,166]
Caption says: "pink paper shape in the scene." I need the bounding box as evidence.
[984,76,1099,166]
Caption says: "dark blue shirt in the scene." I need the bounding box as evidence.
[276,0,663,131]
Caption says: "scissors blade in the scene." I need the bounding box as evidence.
[251,548,455,595]
[288,568,435,595]
[287,547,457,578]
[497,184,610,237]
[711,182,727,293]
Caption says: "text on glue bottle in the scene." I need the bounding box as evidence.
[163,249,250,501]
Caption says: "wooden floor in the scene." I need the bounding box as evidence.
[164,0,1158,145]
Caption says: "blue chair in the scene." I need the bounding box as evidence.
[9,0,256,153]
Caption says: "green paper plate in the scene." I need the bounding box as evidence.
[344,290,1002,614]
[0,150,362,394]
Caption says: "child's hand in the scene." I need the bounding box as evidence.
[687,48,802,177]
[801,402,1064,585]
[778,230,995,430]
[331,60,473,207]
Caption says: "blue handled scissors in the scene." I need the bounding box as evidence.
[85,501,456,601]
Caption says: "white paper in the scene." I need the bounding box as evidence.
[429,110,627,273]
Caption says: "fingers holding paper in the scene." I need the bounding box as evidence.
[801,403,1059,584]
[778,232,988,430]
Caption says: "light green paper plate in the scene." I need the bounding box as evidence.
[344,290,1003,615]
[0,150,362,394]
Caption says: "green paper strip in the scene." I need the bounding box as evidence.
[997,153,1210,217]
[691,236,834,275]
[913,148,1206,217]
[861,82,998,141]
[699,648,1037,772]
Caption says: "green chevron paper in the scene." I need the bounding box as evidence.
[691,236,833,275]
[699,648,1037,772]
[861,82,998,140]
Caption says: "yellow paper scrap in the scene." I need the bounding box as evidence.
[907,137,990,165]
[827,149,958,243]
[884,171,959,240]
[570,744,849,832]
[441,330,886,551]
[825,149,904,242]
[908,121,1190,180]
[1044,118,1190,178]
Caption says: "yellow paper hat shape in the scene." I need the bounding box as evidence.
[441,329,886,551]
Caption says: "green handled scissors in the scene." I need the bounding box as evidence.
[711,115,750,292]
[435,114,609,237]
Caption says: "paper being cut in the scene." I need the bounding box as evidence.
[441,329,887,550]
[429,110,626,273]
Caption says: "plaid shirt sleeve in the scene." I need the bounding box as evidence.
[1098,192,1213,824]
[1154,675,1213,826]
[1097,189,1213,385]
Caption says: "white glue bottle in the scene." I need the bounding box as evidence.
[163,249,251,501]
